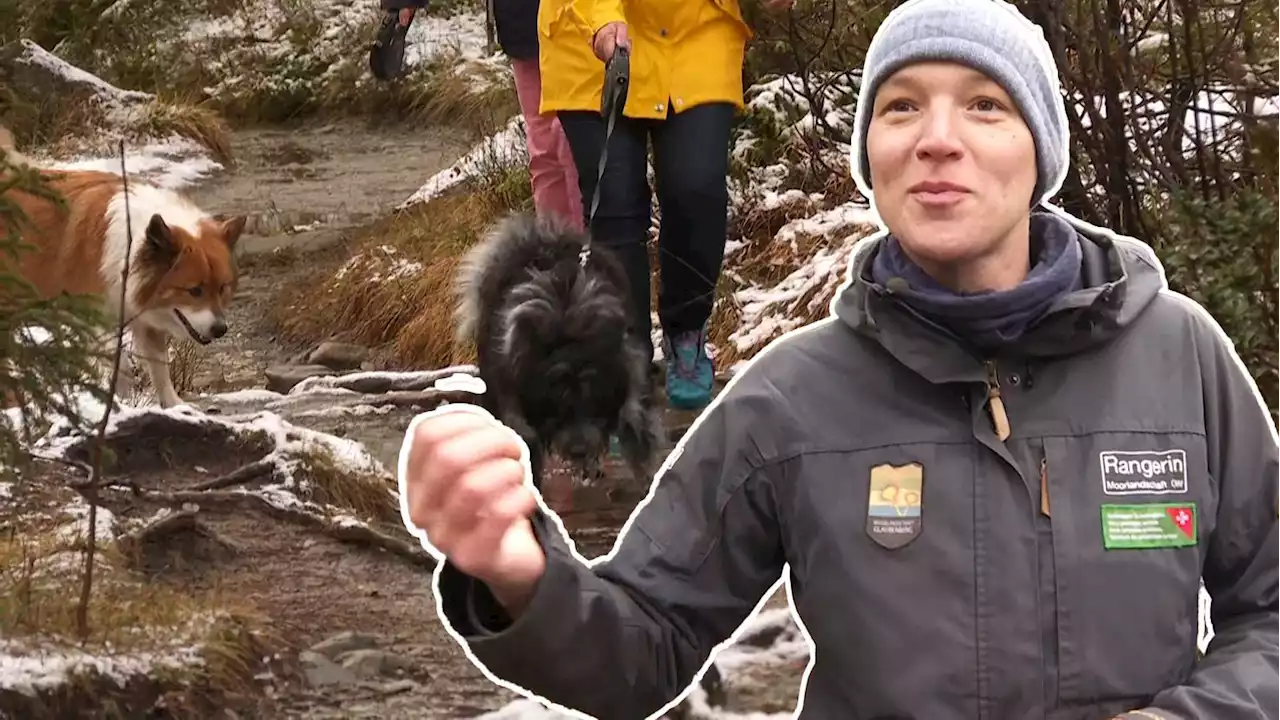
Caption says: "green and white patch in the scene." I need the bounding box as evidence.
[1101,503,1197,549]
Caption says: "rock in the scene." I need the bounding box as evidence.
[308,342,369,371]
[265,364,339,393]
[338,649,416,679]
[309,630,379,660]
[0,39,153,132]
[299,650,360,687]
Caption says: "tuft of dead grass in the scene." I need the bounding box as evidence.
[141,99,234,166]
[0,476,272,718]
[272,160,531,370]
[290,446,399,526]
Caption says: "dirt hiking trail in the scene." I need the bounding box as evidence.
[112,121,805,719]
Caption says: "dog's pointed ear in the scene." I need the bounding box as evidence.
[215,214,248,250]
[144,213,180,262]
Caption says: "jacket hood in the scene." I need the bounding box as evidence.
[831,206,1168,384]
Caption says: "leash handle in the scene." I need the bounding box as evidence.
[582,44,630,267]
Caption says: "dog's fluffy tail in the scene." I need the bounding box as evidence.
[454,211,579,348]
[0,125,34,168]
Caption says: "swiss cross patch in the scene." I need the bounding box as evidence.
[1166,506,1196,539]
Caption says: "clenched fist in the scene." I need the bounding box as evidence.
[592,20,630,63]
[399,405,547,616]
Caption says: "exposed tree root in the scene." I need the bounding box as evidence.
[112,507,241,573]
[183,458,278,491]
[130,489,437,570]
[356,389,480,409]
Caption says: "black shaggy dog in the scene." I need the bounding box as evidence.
[454,212,663,491]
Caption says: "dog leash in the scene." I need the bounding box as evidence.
[579,44,630,268]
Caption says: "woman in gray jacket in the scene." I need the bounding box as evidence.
[399,0,1279,718]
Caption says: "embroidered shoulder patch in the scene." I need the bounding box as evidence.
[1101,503,1197,549]
[866,462,923,549]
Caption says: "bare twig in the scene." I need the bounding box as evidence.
[76,139,134,640]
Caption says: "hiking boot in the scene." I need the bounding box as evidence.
[663,327,714,411]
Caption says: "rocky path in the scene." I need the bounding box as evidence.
[154,122,806,719]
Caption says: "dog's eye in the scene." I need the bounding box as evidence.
[188,286,203,297]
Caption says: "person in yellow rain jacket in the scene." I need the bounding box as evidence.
[535,0,795,413]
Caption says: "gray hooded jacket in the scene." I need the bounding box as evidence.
[436,211,1279,720]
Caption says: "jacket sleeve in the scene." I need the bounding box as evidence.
[1135,304,1279,720]
[433,380,789,719]
[579,0,625,35]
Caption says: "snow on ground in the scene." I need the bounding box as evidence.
[44,139,224,191]
[0,619,216,699]
[9,40,224,190]
[332,244,427,285]
[400,115,528,208]
[178,0,498,104]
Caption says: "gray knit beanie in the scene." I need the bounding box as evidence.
[850,0,1069,207]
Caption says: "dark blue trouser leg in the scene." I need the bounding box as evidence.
[650,102,735,338]
[556,109,655,362]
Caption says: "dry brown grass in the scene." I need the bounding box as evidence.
[166,340,205,397]
[141,98,234,166]
[0,477,271,718]
[317,45,519,141]
[291,446,399,526]
[272,158,531,369]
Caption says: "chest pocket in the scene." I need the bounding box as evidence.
[1043,430,1213,704]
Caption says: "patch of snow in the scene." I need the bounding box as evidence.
[57,498,117,545]
[178,2,500,110]
[404,10,491,68]
[332,246,425,285]
[432,373,486,395]
[201,389,285,405]
[728,205,879,354]
[400,115,529,208]
[16,39,152,113]
[0,620,213,698]
[288,366,479,395]
[44,137,224,191]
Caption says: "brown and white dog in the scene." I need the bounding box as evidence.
[1,128,246,409]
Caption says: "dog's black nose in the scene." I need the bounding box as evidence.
[210,319,228,338]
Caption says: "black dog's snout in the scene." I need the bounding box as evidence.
[211,319,228,338]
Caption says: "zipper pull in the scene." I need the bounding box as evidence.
[1040,455,1051,517]
[985,360,1011,441]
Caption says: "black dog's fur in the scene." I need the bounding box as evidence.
[454,212,663,490]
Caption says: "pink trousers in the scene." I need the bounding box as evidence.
[511,57,584,231]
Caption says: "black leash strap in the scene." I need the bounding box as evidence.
[580,44,630,267]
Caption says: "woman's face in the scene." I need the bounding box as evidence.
[866,61,1039,291]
